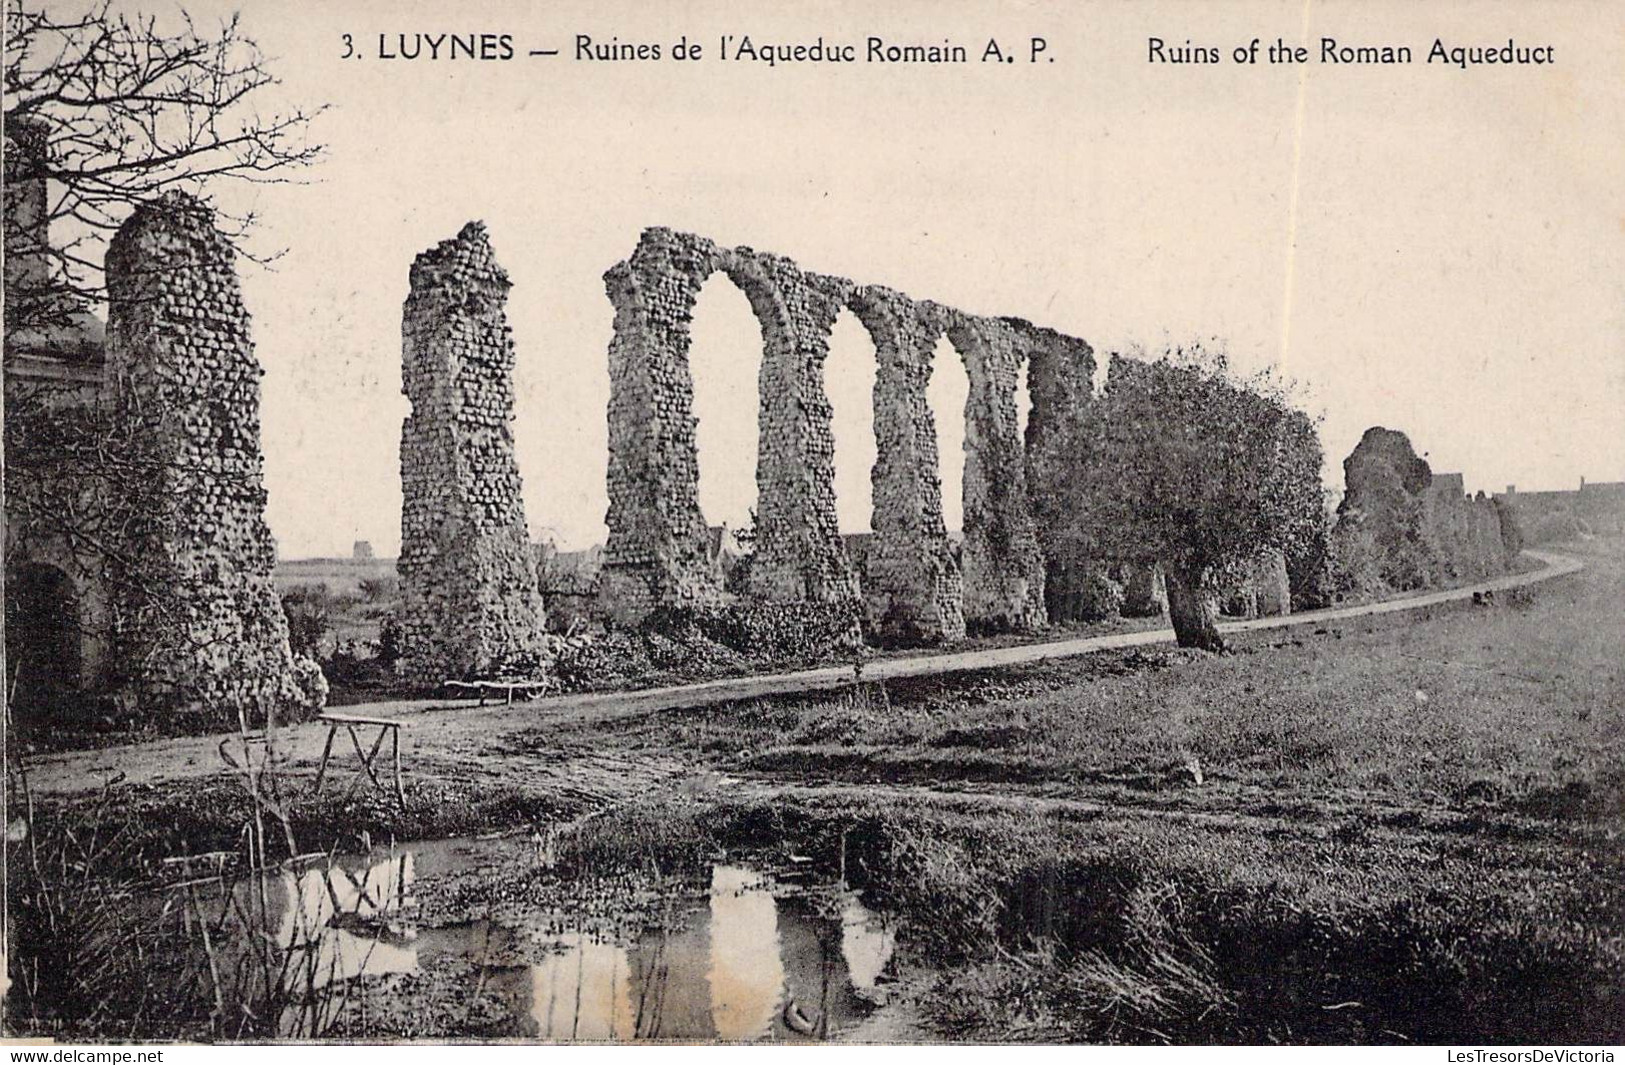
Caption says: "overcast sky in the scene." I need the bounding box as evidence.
[113,0,1623,558]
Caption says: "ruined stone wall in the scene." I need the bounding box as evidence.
[1023,329,1107,623]
[1023,329,1095,513]
[735,250,859,607]
[1423,482,1510,583]
[600,227,1401,643]
[1329,426,1440,594]
[397,223,545,681]
[601,228,1099,642]
[599,230,727,622]
[101,191,297,721]
[1331,428,1513,595]
[1,434,114,695]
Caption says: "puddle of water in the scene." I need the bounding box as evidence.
[186,839,899,1042]
[522,863,898,1042]
[270,852,419,990]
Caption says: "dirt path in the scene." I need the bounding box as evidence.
[21,549,1582,800]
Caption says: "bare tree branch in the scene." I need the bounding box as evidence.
[4,0,325,334]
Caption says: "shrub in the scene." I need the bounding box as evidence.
[1519,510,1590,546]
[290,654,329,716]
[543,600,865,692]
[1076,570,1126,621]
[376,616,403,667]
[280,584,333,658]
[357,575,399,603]
[646,600,864,661]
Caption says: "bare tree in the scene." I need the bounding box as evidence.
[3,0,324,332]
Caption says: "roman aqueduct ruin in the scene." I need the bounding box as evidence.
[392,223,1115,679]
[597,226,1095,642]
[4,182,1522,706]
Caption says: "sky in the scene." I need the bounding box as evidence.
[55,0,1625,558]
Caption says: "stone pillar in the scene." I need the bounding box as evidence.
[1253,548,1292,617]
[599,231,861,622]
[951,315,1046,632]
[598,228,724,623]
[102,191,297,721]
[736,251,860,605]
[1024,327,1100,621]
[850,288,964,643]
[397,221,545,681]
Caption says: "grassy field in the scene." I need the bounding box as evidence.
[504,536,1622,1042]
[272,556,397,597]
[592,543,1621,815]
[13,538,1622,1042]
[274,556,399,648]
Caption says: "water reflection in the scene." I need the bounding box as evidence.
[178,849,425,1036]
[522,864,896,1041]
[222,846,895,1042]
[269,852,418,990]
[841,896,898,994]
[706,865,783,1039]
[530,937,636,1040]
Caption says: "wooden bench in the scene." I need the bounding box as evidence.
[311,712,408,805]
[442,677,552,705]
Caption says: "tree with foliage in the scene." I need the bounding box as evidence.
[1071,343,1326,651]
[3,0,323,333]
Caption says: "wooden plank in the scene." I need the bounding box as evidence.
[392,726,406,806]
[442,679,547,693]
[319,712,409,728]
[339,724,386,801]
[311,723,338,792]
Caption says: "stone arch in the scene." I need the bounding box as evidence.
[5,560,85,719]
[598,229,857,622]
[595,226,1099,641]
[720,252,858,606]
